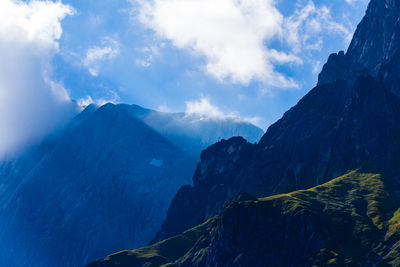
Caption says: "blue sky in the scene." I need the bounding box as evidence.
[0,0,369,157]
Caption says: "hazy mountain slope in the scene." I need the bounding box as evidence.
[151,0,400,243]
[88,170,400,266]
[0,101,263,267]
[118,104,264,158]
[0,103,196,267]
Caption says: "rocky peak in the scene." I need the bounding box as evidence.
[347,0,400,78]
[317,51,353,86]
[193,136,254,185]
[318,0,400,87]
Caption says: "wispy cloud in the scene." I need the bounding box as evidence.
[77,90,121,109]
[284,1,353,54]
[83,37,120,76]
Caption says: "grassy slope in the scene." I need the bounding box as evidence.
[259,171,395,265]
[88,171,400,266]
[86,220,212,267]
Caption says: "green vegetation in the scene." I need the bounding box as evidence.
[89,171,400,266]
[261,171,393,230]
[88,220,212,267]
[258,171,396,265]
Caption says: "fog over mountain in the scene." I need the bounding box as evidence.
[0,0,77,159]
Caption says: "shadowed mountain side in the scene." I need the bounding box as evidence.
[88,171,400,266]
[0,104,196,267]
[154,74,400,243]
[150,0,400,243]
[0,101,264,266]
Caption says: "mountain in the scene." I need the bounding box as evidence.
[150,0,400,243]
[88,171,400,266]
[87,0,400,265]
[0,103,262,267]
[118,104,263,158]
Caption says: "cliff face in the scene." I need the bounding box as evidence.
[152,137,256,242]
[319,0,400,88]
[347,0,400,84]
[152,0,400,244]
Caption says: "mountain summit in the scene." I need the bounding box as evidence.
[319,0,400,88]
[88,1,400,266]
[348,0,400,82]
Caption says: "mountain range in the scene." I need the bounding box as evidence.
[88,0,400,266]
[0,103,262,267]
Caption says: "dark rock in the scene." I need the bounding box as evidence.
[152,137,256,243]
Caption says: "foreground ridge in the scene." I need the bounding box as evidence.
[88,171,400,266]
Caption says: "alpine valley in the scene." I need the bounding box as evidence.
[88,0,400,266]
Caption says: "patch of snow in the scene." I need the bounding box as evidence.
[150,158,163,167]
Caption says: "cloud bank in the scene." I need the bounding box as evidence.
[136,0,299,87]
[0,0,76,158]
[134,0,354,90]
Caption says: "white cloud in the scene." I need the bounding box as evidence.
[77,91,121,109]
[345,0,368,4]
[135,56,152,68]
[311,60,322,74]
[284,1,353,54]
[185,97,262,127]
[77,96,95,109]
[83,37,120,76]
[135,0,299,88]
[0,0,76,158]
[135,45,161,68]
[185,97,226,119]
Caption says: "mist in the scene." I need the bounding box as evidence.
[0,0,77,159]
